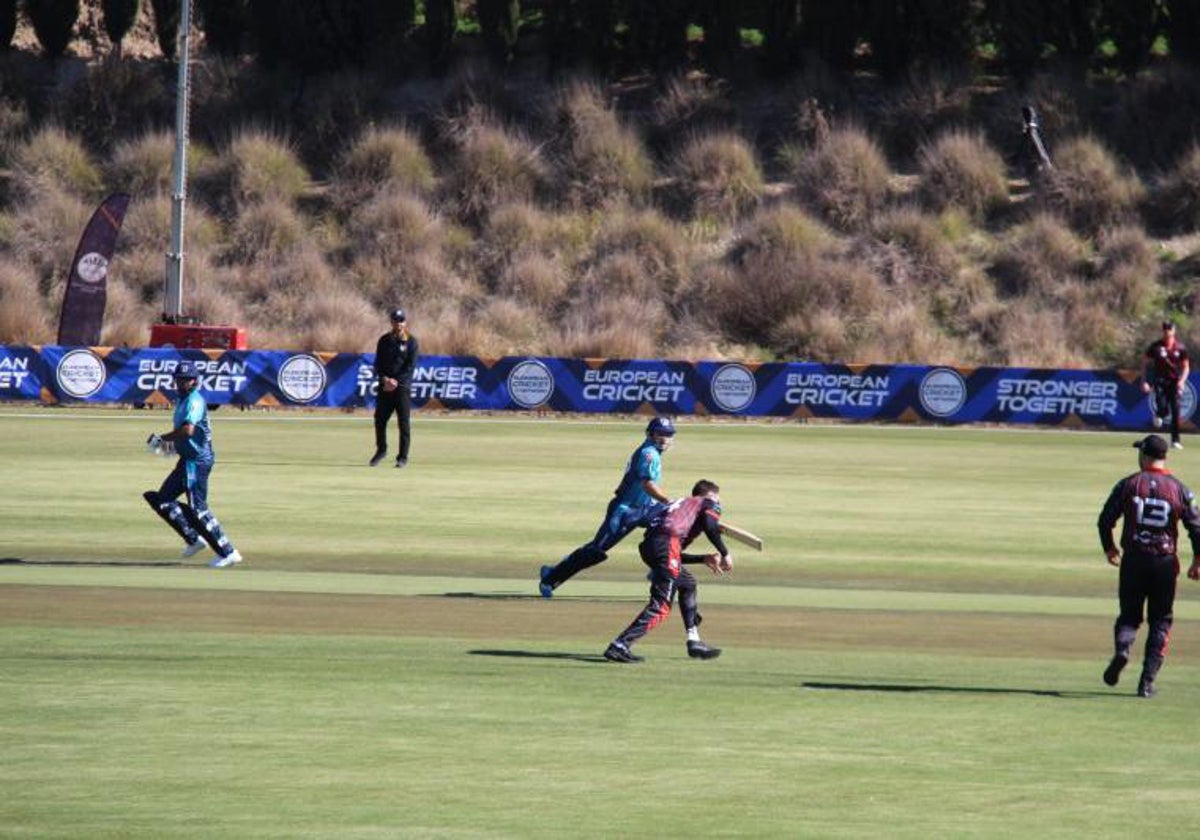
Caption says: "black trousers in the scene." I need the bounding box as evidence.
[374,386,411,459]
[613,534,701,649]
[1154,381,1183,443]
[1115,551,1179,680]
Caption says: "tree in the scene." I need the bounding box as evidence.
[799,0,860,72]
[425,0,456,75]
[478,0,519,69]
[990,0,1048,83]
[698,0,740,77]
[1168,0,1200,67]
[101,0,141,56]
[0,0,16,51]
[196,0,249,57]
[1103,0,1162,74]
[25,0,81,58]
[1047,0,1103,68]
[625,0,690,71]
[150,0,181,60]
[762,0,799,75]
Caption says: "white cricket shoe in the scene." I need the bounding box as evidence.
[209,550,243,569]
[1173,441,1184,450]
[181,540,209,558]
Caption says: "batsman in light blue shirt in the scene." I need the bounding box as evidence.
[143,360,242,568]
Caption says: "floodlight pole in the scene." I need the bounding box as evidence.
[164,0,192,322]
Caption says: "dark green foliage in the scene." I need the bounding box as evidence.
[25,0,80,58]
[761,0,799,74]
[1102,0,1161,74]
[196,0,249,57]
[478,0,519,68]
[424,0,456,75]
[698,0,740,77]
[248,0,407,74]
[1169,0,1200,67]
[546,0,616,76]
[0,0,17,50]
[989,0,1047,83]
[866,1,978,81]
[799,0,860,72]
[625,0,690,71]
[1047,0,1102,66]
[150,0,181,60]
[101,0,141,52]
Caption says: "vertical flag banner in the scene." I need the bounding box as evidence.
[56,193,132,347]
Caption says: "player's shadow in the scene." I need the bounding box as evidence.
[0,558,183,567]
[803,681,1111,699]
[444,592,636,603]
[469,649,609,664]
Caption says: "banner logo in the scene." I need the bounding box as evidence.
[277,354,327,403]
[55,348,106,398]
[710,364,756,412]
[507,359,554,408]
[75,252,110,284]
[1149,382,1198,421]
[919,368,967,417]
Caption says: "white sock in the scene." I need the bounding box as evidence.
[686,627,700,642]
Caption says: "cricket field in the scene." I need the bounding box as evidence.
[2,407,1198,838]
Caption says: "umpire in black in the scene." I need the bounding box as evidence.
[1098,434,1200,697]
[370,307,418,468]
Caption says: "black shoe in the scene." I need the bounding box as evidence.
[687,640,722,660]
[1103,653,1128,686]
[1137,677,1157,698]
[395,457,408,468]
[369,450,387,467]
[604,643,643,663]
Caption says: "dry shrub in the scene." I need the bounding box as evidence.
[916,129,1009,222]
[0,258,52,343]
[443,120,548,224]
[552,295,663,360]
[588,208,688,295]
[107,131,218,198]
[226,197,309,264]
[786,126,892,232]
[53,58,172,152]
[671,131,765,221]
[652,74,735,151]
[1094,225,1159,318]
[495,253,569,310]
[345,188,443,266]
[477,202,561,275]
[1149,144,1200,233]
[871,207,962,289]
[991,213,1090,297]
[716,205,883,351]
[553,80,654,208]
[99,278,157,347]
[333,125,436,209]
[119,192,222,256]
[218,128,310,209]
[295,286,378,352]
[10,125,104,200]
[236,247,338,331]
[8,186,89,287]
[1058,281,1129,364]
[1039,136,1145,235]
[0,98,30,166]
[418,307,500,356]
[987,302,1091,367]
[348,252,477,313]
[179,262,248,328]
[468,297,548,355]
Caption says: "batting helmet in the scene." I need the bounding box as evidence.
[646,416,676,438]
[175,361,198,380]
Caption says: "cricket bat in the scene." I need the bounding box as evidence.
[720,522,763,551]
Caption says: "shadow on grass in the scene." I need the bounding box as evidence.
[802,681,1113,699]
[0,558,183,567]
[444,591,637,603]
[469,649,609,664]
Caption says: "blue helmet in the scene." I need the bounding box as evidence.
[646,416,676,438]
[174,361,198,380]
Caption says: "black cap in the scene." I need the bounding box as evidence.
[390,308,407,323]
[1133,435,1169,459]
[1162,320,1176,331]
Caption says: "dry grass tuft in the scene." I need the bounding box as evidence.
[0,257,52,343]
[991,213,1090,297]
[785,125,892,232]
[670,130,765,221]
[1039,136,1145,234]
[221,128,311,209]
[345,188,443,267]
[442,117,548,225]
[226,197,310,265]
[1094,225,1159,319]
[553,80,654,208]
[10,125,104,200]
[1149,144,1200,233]
[333,125,436,209]
[916,129,1009,222]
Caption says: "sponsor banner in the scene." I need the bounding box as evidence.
[56,193,131,347]
[0,346,1187,432]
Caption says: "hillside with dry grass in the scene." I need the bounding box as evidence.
[2,11,1200,367]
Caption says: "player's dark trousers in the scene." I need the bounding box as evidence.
[1155,382,1182,443]
[1115,551,1178,681]
[374,387,411,459]
[144,459,236,558]
[614,535,699,648]
[543,498,638,589]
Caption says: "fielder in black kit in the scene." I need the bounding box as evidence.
[604,479,731,663]
[1097,434,1200,698]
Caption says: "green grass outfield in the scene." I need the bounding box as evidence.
[2,408,1199,837]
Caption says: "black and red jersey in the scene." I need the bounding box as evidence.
[1144,339,1189,384]
[1098,467,1200,558]
[647,496,729,557]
